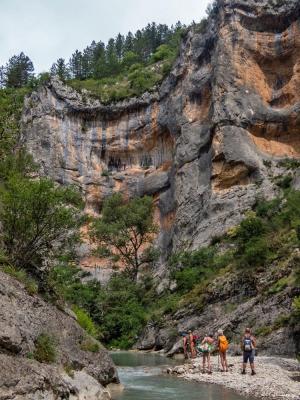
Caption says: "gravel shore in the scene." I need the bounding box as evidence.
[167,356,300,400]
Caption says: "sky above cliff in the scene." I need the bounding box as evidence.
[1,0,211,73]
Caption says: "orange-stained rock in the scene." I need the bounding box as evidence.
[22,0,300,280]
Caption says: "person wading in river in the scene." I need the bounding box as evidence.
[241,327,256,375]
[200,334,215,374]
[188,330,196,359]
[217,329,229,372]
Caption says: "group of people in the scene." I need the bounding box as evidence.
[182,327,256,375]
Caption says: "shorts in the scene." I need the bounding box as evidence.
[243,350,255,363]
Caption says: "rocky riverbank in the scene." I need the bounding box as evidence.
[0,270,118,399]
[168,356,300,400]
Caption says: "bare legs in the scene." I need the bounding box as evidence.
[202,353,212,373]
[220,352,228,372]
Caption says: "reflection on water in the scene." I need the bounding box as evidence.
[111,352,245,400]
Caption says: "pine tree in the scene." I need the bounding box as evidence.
[115,33,125,62]
[50,58,70,81]
[92,41,106,79]
[0,66,6,89]
[69,50,84,80]
[124,32,134,53]
[5,52,34,88]
[106,39,120,76]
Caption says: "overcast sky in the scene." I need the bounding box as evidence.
[1,0,211,72]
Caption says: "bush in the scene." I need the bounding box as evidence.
[241,237,270,267]
[151,45,174,63]
[278,158,300,170]
[276,175,293,189]
[33,333,56,363]
[80,337,100,353]
[73,306,98,338]
[236,215,265,246]
[255,198,281,218]
[255,325,273,337]
[128,67,159,93]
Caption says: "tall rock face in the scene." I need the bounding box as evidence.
[22,0,300,279]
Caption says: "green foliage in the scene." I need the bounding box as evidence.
[128,66,160,93]
[263,159,272,168]
[0,175,83,272]
[92,193,157,280]
[151,44,175,62]
[242,237,271,267]
[0,87,30,160]
[95,275,147,349]
[2,265,38,295]
[255,198,281,218]
[170,247,229,294]
[2,52,34,88]
[80,337,100,353]
[278,158,300,170]
[273,314,290,329]
[33,333,56,363]
[255,325,273,337]
[275,175,293,189]
[73,306,98,337]
[236,214,265,246]
[268,276,292,294]
[292,297,300,324]
[50,58,70,81]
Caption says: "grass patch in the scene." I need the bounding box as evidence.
[255,325,273,337]
[80,337,100,353]
[268,275,293,295]
[2,265,38,295]
[33,333,57,363]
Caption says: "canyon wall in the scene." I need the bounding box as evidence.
[22,0,300,282]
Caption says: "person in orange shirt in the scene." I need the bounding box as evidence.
[217,329,229,372]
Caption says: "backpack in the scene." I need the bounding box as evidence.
[219,335,229,352]
[243,337,253,352]
[200,342,210,353]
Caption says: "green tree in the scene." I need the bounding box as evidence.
[69,50,84,79]
[95,275,146,348]
[50,58,70,81]
[0,175,82,273]
[106,39,120,76]
[0,87,30,161]
[92,194,157,280]
[5,52,34,88]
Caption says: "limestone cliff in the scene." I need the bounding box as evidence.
[22,0,300,284]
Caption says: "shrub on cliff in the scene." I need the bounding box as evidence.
[32,333,57,364]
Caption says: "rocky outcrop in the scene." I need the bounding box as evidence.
[137,249,300,357]
[22,0,300,281]
[0,354,111,400]
[0,270,118,398]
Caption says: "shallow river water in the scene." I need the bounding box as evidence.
[111,351,245,400]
